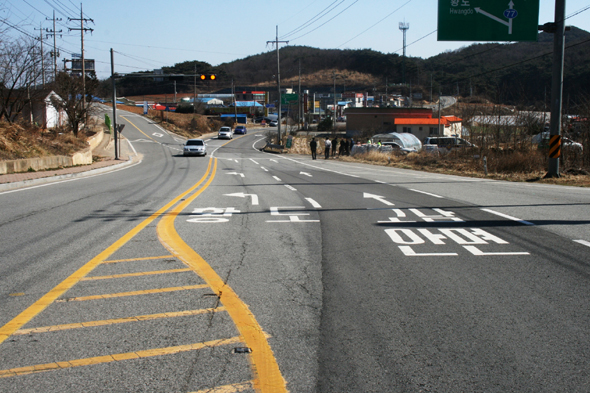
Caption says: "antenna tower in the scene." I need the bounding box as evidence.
[399,21,409,84]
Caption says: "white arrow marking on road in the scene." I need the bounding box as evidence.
[300,172,312,177]
[305,198,322,208]
[474,7,510,27]
[363,192,395,206]
[227,172,245,178]
[224,192,259,205]
[152,132,164,138]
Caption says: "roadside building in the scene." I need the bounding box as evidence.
[345,107,462,140]
[19,90,67,129]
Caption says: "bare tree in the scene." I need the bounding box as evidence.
[0,36,46,122]
[50,71,98,137]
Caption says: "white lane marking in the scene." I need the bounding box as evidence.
[410,189,443,198]
[204,139,212,142]
[234,159,239,163]
[270,159,278,163]
[253,137,266,150]
[305,198,322,208]
[250,159,260,165]
[363,192,395,206]
[300,172,312,177]
[398,246,458,257]
[285,185,297,191]
[374,180,386,184]
[266,206,319,223]
[261,167,268,172]
[463,246,530,256]
[573,240,590,248]
[226,172,245,178]
[152,132,164,138]
[272,176,281,181]
[224,192,259,205]
[127,139,138,155]
[481,208,535,226]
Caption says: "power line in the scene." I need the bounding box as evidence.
[289,0,359,42]
[280,0,343,39]
[447,36,590,87]
[337,0,414,48]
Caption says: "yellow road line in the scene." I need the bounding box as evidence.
[80,268,192,281]
[0,159,215,345]
[192,381,253,393]
[121,116,159,142]
[157,158,288,393]
[102,255,175,264]
[54,284,209,302]
[13,307,226,335]
[0,336,241,379]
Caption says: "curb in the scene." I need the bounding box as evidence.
[0,156,140,193]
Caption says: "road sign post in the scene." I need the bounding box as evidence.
[438,0,539,41]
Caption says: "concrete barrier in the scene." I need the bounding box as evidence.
[0,129,104,175]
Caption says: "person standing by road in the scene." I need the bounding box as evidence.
[332,138,338,157]
[310,137,317,160]
[324,138,332,159]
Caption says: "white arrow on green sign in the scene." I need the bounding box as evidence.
[438,0,539,42]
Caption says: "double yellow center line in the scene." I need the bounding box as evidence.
[0,153,287,392]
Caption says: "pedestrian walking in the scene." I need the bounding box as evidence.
[324,138,332,159]
[310,137,317,160]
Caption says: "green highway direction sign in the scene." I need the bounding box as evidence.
[438,0,540,41]
[281,93,299,105]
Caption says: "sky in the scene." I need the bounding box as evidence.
[3,0,590,80]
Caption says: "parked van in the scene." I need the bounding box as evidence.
[423,136,474,152]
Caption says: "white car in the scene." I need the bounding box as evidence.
[183,139,206,156]
[218,126,233,139]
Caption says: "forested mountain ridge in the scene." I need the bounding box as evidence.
[116,27,590,107]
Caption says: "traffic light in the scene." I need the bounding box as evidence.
[200,74,216,80]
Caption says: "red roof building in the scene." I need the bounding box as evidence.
[345,107,462,141]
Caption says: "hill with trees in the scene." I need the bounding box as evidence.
[113,27,590,109]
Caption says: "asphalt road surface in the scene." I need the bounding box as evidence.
[1,109,590,392]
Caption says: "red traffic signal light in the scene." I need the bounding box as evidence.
[200,74,216,80]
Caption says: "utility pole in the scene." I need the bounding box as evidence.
[333,71,337,129]
[298,58,301,130]
[45,10,62,81]
[34,23,46,87]
[399,21,409,85]
[232,79,237,125]
[542,0,566,178]
[266,26,288,144]
[68,4,94,114]
[430,74,433,102]
[437,89,442,135]
[110,48,118,160]
[193,64,197,111]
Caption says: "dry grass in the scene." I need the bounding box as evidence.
[114,104,222,138]
[0,121,90,160]
[286,136,590,187]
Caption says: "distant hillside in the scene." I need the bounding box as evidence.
[114,27,590,107]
